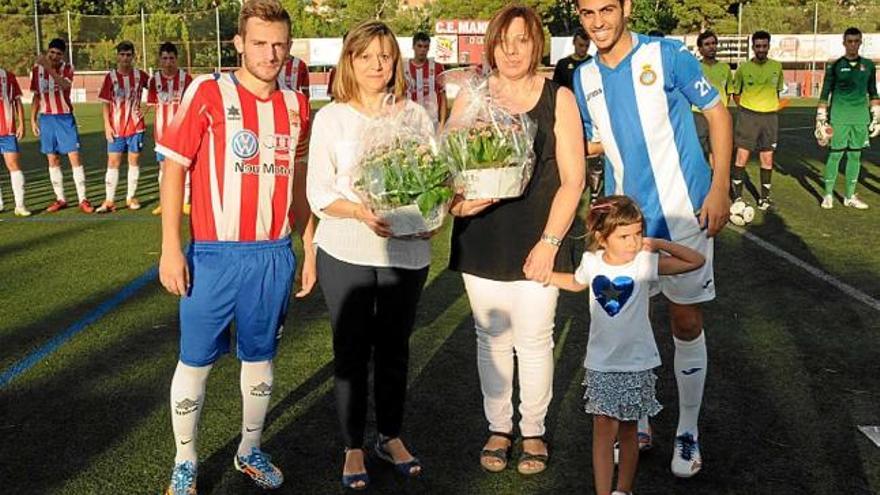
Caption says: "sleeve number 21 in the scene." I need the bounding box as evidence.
[694,77,711,98]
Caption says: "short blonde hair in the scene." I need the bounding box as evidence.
[238,0,291,38]
[332,21,406,103]
[484,4,544,74]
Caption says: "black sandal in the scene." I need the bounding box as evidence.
[517,436,549,475]
[374,434,422,477]
[341,448,370,491]
[480,431,514,473]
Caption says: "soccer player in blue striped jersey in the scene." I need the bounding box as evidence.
[573,0,733,480]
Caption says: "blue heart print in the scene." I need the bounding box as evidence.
[591,275,635,317]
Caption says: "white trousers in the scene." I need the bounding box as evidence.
[462,273,559,438]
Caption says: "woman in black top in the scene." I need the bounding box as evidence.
[448,5,586,476]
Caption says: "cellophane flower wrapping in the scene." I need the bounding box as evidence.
[354,100,454,237]
[439,70,537,200]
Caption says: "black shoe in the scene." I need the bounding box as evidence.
[480,431,514,473]
[374,434,422,477]
[341,448,369,491]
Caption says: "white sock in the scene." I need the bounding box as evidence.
[49,166,65,201]
[183,171,191,205]
[72,166,87,203]
[674,332,707,440]
[238,360,273,457]
[157,165,163,185]
[170,361,212,465]
[104,168,119,203]
[10,170,25,209]
[126,165,140,201]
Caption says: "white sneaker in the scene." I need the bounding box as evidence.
[843,195,868,209]
[14,207,32,217]
[671,433,702,478]
[820,195,833,209]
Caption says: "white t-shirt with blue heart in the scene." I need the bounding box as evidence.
[574,250,662,372]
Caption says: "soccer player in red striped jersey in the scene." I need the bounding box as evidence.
[156,1,316,493]
[0,66,29,216]
[30,38,94,213]
[95,41,150,213]
[405,32,447,126]
[277,54,310,98]
[147,42,193,216]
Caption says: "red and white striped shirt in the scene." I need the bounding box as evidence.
[0,68,22,136]
[277,56,309,92]
[147,69,192,143]
[156,73,310,242]
[406,59,445,120]
[29,62,74,115]
[99,68,149,137]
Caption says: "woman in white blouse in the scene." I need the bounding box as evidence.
[306,20,430,491]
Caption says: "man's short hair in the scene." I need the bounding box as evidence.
[238,0,291,38]
[116,41,135,53]
[48,38,66,52]
[843,27,862,39]
[752,30,771,43]
[647,29,665,38]
[697,31,717,48]
[159,42,178,56]
[413,32,431,45]
[573,28,588,43]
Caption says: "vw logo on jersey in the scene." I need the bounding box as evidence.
[232,129,259,159]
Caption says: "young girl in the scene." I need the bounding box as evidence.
[548,196,705,495]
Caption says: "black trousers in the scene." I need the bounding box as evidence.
[317,249,429,448]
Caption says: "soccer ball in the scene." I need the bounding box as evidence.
[729,200,755,226]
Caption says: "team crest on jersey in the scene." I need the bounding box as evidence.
[232,129,259,159]
[288,109,300,129]
[639,64,657,86]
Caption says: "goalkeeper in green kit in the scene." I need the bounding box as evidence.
[815,27,880,209]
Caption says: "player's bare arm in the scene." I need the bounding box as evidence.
[292,147,317,298]
[15,98,25,140]
[701,102,732,236]
[102,102,114,142]
[159,159,189,296]
[30,95,40,136]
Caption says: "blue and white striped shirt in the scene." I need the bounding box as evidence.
[574,33,720,241]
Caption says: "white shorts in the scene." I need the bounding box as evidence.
[651,231,715,305]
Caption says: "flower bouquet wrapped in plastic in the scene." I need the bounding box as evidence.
[439,71,537,200]
[354,100,454,237]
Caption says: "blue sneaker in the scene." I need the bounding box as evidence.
[234,447,284,490]
[164,460,197,495]
[671,433,702,478]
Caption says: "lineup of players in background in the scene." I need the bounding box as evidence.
[0,29,877,217]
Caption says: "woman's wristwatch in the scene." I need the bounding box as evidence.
[540,233,562,247]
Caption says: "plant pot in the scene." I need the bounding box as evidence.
[380,203,448,237]
[459,163,529,200]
